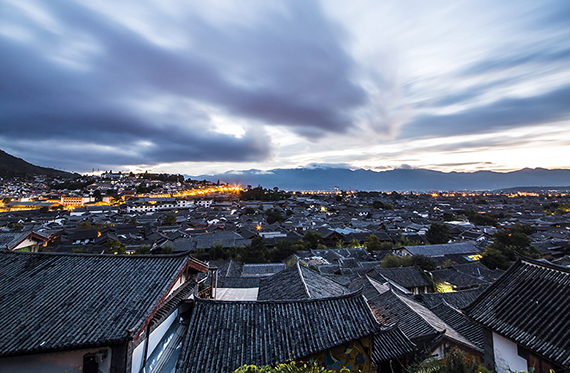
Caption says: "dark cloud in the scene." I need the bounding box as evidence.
[0,0,365,170]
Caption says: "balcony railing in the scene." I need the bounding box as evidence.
[198,286,213,299]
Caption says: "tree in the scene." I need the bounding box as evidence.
[103,240,126,254]
[372,200,383,209]
[513,223,536,235]
[372,200,393,210]
[381,254,413,268]
[163,213,177,225]
[265,208,283,224]
[93,189,102,201]
[268,240,297,262]
[380,254,436,271]
[407,348,486,373]
[347,238,361,248]
[442,212,455,221]
[481,229,541,270]
[243,207,256,215]
[235,361,351,373]
[458,209,498,226]
[364,234,382,253]
[395,236,421,246]
[209,243,227,260]
[240,236,267,263]
[410,255,437,271]
[426,222,450,244]
[8,222,23,232]
[480,246,510,270]
[77,220,93,230]
[298,231,325,251]
[135,244,151,254]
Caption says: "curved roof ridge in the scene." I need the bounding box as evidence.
[196,288,365,305]
[2,249,192,259]
[393,290,480,352]
[296,261,312,298]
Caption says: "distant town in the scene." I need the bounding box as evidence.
[1,168,569,373]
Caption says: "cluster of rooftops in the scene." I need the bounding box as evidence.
[0,249,568,373]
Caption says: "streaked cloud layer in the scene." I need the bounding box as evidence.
[1,0,569,174]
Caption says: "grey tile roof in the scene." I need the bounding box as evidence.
[242,263,286,276]
[349,275,390,302]
[369,266,431,289]
[0,232,27,249]
[369,289,481,353]
[431,268,489,289]
[218,276,261,288]
[416,287,486,309]
[369,290,438,339]
[401,242,480,257]
[452,261,504,282]
[0,251,201,357]
[257,262,349,300]
[372,325,416,363]
[464,258,570,368]
[429,302,484,350]
[176,291,381,373]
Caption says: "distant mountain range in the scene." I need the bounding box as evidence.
[195,166,570,192]
[0,150,77,179]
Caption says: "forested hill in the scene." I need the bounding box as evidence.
[0,150,77,179]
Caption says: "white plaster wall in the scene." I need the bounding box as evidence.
[0,347,111,373]
[131,339,145,373]
[131,310,179,373]
[148,311,178,357]
[168,274,186,297]
[493,332,527,373]
[13,237,36,250]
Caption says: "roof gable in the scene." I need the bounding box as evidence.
[257,263,349,300]
[0,251,198,357]
[464,258,570,368]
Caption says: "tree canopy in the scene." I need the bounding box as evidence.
[426,222,450,244]
[480,229,541,270]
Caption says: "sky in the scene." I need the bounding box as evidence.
[1,0,570,176]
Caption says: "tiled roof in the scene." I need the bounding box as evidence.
[372,325,416,363]
[452,261,504,282]
[0,251,202,357]
[368,266,431,289]
[0,232,27,249]
[464,258,570,368]
[431,268,489,289]
[242,263,286,276]
[218,276,261,288]
[369,290,439,339]
[429,302,484,350]
[416,287,485,309]
[370,289,481,353]
[257,262,349,300]
[176,291,381,373]
[402,242,480,257]
[348,275,390,302]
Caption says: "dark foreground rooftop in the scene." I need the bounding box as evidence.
[176,291,380,373]
[0,251,203,357]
